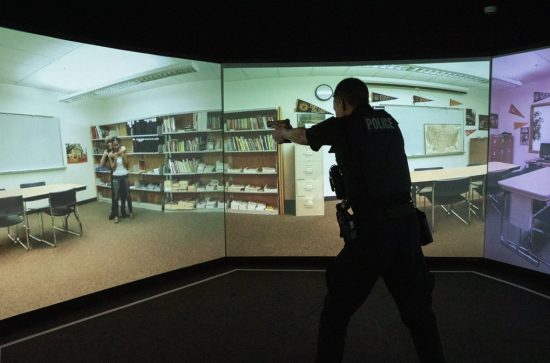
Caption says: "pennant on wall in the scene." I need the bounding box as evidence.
[534,92,550,103]
[295,99,333,114]
[371,92,397,102]
[450,99,462,106]
[465,129,476,137]
[413,96,433,104]
[509,104,524,118]
[514,122,528,129]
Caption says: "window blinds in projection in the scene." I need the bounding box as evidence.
[381,105,465,156]
[0,113,65,174]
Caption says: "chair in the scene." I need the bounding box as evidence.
[20,181,48,239]
[532,206,550,241]
[39,188,82,246]
[0,195,30,250]
[484,169,513,215]
[420,177,471,230]
[412,167,443,206]
[469,175,487,217]
[20,181,48,211]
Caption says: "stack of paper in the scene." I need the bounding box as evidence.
[243,167,259,174]
[227,184,245,192]
[264,185,278,193]
[244,185,261,192]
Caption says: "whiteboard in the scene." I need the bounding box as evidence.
[380,105,465,157]
[0,113,65,174]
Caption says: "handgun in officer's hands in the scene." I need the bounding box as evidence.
[268,119,292,143]
[267,119,292,129]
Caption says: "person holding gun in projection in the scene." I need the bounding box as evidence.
[108,136,133,223]
[272,78,445,362]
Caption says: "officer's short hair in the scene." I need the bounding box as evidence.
[334,78,369,107]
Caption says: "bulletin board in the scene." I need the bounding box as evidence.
[0,113,65,174]
[381,105,465,157]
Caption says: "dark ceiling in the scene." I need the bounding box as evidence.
[0,2,549,64]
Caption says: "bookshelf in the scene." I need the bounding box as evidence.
[223,108,284,215]
[162,111,224,211]
[91,111,224,212]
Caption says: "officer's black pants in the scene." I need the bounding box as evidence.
[315,210,445,363]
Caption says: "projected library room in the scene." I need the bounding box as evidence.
[1,24,549,324]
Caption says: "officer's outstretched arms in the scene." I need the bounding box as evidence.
[271,120,309,145]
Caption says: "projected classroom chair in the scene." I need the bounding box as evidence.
[0,195,30,250]
[420,177,471,230]
[412,167,443,206]
[532,206,550,243]
[20,181,48,211]
[20,181,48,238]
[469,175,487,217]
[484,169,514,215]
[39,188,82,246]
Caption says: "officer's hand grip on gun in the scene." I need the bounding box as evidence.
[268,119,292,144]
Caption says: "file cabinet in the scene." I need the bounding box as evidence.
[295,145,324,216]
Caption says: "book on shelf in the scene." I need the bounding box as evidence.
[260,166,276,173]
[224,115,275,131]
[207,114,222,130]
[161,116,177,133]
[226,135,275,151]
[168,158,201,174]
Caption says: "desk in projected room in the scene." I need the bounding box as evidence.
[0,184,87,200]
[498,167,550,267]
[410,162,519,184]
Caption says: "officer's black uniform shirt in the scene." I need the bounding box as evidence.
[306,103,411,212]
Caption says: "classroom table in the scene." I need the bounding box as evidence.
[498,167,550,266]
[0,184,87,249]
[410,162,520,184]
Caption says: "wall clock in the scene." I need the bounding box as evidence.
[315,84,333,101]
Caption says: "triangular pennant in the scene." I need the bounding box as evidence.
[465,129,476,137]
[295,99,333,114]
[509,104,524,118]
[371,92,398,102]
[514,122,528,129]
[534,92,550,103]
[413,96,433,104]
[450,98,462,106]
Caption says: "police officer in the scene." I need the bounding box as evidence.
[273,78,446,362]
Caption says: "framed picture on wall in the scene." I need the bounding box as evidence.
[530,102,550,153]
[479,115,489,130]
[466,108,476,126]
[490,113,499,129]
[520,127,529,145]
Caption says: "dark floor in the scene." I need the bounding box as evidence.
[1,258,549,363]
